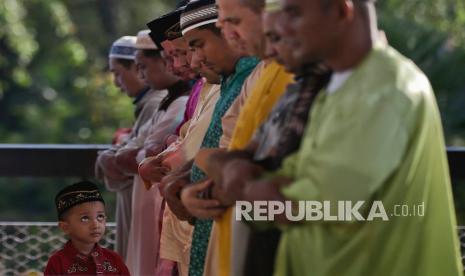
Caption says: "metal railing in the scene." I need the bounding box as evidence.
[0,144,464,274]
[0,222,116,275]
[461,227,465,270]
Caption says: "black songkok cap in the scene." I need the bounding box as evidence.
[55,181,105,219]
[147,5,186,50]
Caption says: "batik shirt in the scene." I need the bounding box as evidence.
[252,63,331,170]
[44,241,130,275]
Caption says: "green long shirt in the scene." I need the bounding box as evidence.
[274,43,463,276]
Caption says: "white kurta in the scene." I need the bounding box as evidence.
[125,96,188,276]
[96,89,167,261]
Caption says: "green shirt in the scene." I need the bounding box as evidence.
[275,43,463,276]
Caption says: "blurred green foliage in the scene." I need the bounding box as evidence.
[378,0,465,146]
[0,0,463,222]
[0,0,174,144]
[0,0,175,221]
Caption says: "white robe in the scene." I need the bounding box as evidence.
[125,96,188,275]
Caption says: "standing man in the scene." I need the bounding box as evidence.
[178,1,259,275]
[142,6,222,275]
[182,0,294,274]
[95,36,165,261]
[119,29,189,276]
[242,0,463,275]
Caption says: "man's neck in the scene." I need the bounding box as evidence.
[163,77,182,90]
[327,32,374,72]
[134,84,146,95]
[255,37,267,60]
[133,85,149,102]
[326,9,378,72]
[223,55,242,77]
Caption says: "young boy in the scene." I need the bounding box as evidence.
[44,181,130,275]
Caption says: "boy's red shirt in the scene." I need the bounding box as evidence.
[44,241,130,275]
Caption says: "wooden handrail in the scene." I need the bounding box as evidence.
[0,144,463,181]
[0,144,110,178]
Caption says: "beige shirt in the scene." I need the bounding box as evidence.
[159,83,221,169]
[94,88,166,261]
[158,83,221,276]
[181,83,221,160]
[131,89,168,138]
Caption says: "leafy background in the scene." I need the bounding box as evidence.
[0,0,464,223]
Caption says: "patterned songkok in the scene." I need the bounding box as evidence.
[55,181,105,219]
[180,0,218,35]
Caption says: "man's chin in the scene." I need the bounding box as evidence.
[291,48,307,65]
[204,64,218,74]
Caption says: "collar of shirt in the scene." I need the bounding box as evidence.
[326,69,353,95]
[63,240,108,274]
[132,86,151,105]
[167,80,192,95]
[220,56,261,96]
[133,86,151,118]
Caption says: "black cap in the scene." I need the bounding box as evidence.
[147,6,186,49]
[176,0,190,8]
[55,181,105,219]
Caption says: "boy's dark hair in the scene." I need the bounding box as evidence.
[55,181,105,221]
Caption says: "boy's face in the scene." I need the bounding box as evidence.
[59,201,106,246]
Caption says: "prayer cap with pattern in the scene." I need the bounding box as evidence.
[180,0,218,35]
[55,181,105,219]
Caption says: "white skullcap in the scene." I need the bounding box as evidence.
[108,36,137,60]
[135,30,159,50]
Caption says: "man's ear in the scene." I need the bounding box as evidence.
[58,221,70,235]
